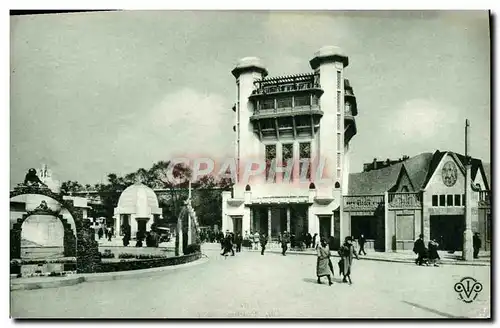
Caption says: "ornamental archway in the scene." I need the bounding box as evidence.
[10,184,100,273]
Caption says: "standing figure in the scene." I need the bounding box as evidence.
[473,233,482,259]
[122,225,130,247]
[98,227,104,240]
[281,231,290,256]
[290,234,296,249]
[305,232,312,249]
[107,227,113,241]
[413,234,427,266]
[313,233,319,249]
[235,233,242,253]
[221,232,235,257]
[428,239,440,266]
[253,231,260,250]
[260,233,268,255]
[358,234,367,255]
[316,238,333,286]
[338,236,359,285]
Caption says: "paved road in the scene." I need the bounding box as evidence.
[10,248,490,318]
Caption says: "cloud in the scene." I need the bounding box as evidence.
[391,99,459,139]
[108,88,233,174]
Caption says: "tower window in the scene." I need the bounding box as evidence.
[282,143,293,168]
[337,91,341,113]
[336,71,341,89]
[337,114,341,130]
[294,95,310,107]
[299,142,311,179]
[335,182,341,188]
[265,144,276,182]
[261,99,275,110]
[277,97,292,108]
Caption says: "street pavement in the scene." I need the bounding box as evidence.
[10,246,490,318]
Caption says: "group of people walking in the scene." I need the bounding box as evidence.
[316,236,359,286]
[413,232,483,266]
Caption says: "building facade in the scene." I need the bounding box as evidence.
[345,150,491,252]
[222,46,358,243]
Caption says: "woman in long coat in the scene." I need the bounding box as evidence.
[428,239,440,267]
[338,237,359,284]
[316,238,333,285]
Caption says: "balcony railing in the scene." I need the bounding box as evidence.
[388,192,422,209]
[343,195,384,211]
[252,73,321,96]
[478,190,491,208]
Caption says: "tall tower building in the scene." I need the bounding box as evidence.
[222,46,358,243]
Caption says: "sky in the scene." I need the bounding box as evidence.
[10,10,491,186]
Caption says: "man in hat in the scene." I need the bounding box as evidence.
[281,231,290,256]
[473,232,482,259]
[413,234,427,266]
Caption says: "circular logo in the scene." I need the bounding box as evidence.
[441,161,458,187]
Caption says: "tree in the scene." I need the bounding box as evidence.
[60,180,84,195]
[148,161,192,221]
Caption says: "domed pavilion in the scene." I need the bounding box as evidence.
[113,182,162,238]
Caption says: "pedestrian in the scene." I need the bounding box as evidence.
[316,238,333,286]
[281,231,290,256]
[473,233,482,259]
[413,234,428,266]
[338,236,359,285]
[221,232,235,257]
[98,227,104,240]
[428,239,440,267]
[358,234,367,255]
[107,227,112,241]
[260,233,268,255]
[235,233,242,253]
[253,231,260,250]
[305,232,312,249]
[312,233,318,249]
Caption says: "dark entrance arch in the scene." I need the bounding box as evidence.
[10,185,100,273]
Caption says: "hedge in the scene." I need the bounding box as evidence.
[97,252,202,273]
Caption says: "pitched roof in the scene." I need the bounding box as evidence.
[483,163,491,188]
[348,150,488,194]
[422,150,488,189]
[348,162,403,194]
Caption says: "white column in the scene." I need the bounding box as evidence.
[384,192,390,252]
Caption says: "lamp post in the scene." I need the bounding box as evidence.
[462,119,473,261]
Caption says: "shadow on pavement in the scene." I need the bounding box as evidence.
[303,277,344,285]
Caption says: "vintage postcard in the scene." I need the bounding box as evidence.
[9,10,491,319]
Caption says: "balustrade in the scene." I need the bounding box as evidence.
[343,195,384,211]
[388,192,422,209]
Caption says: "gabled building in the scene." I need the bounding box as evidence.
[345,150,491,252]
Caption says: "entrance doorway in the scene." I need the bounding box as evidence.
[232,216,242,236]
[430,215,464,251]
[318,215,332,239]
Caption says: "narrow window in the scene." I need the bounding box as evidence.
[439,195,446,206]
[432,195,438,206]
[447,195,453,206]
[454,194,461,206]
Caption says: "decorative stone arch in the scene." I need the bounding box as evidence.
[10,185,100,273]
[11,209,76,260]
